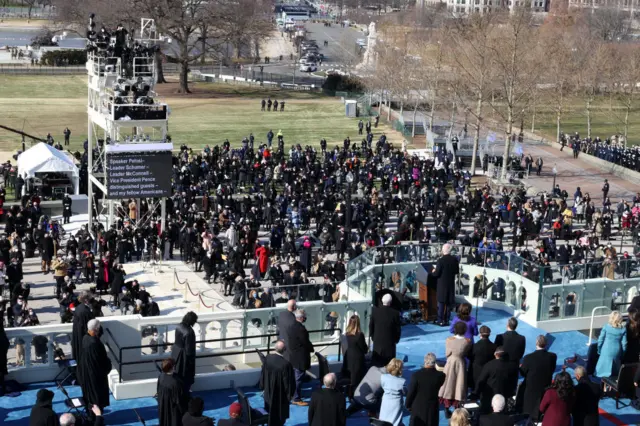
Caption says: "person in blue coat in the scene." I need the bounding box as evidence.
[379,359,406,426]
[595,311,628,378]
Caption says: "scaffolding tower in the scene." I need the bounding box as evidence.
[86,18,172,235]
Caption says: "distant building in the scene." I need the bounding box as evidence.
[418,0,549,14]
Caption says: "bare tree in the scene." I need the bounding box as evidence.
[611,43,640,146]
[23,0,38,20]
[487,9,544,181]
[445,13,497,175]
[583,7,632,42]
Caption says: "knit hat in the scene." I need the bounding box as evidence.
[229,402,242,417]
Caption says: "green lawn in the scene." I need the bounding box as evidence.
[0,76,390,152]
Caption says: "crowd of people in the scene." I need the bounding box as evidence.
[1,118,640,426]
[560,131,640,173]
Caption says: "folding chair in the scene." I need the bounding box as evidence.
[236,388,269,426]
[57,382,86,420]
[602,362,639,409]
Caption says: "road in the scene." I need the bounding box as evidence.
[0,26,85,48]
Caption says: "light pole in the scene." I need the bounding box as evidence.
[552,165,557,194]
[346,171,354,233]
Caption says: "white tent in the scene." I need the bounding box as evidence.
[17,142,80,195]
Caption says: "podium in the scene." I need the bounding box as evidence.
[418,281,437,321]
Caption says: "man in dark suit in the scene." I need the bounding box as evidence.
[473,347,519,414]
[494,317,526,365]
[479,395,514,426]
[277,299,296,351]
[369,293,401,367]
[406,353,446,426]
[469,326,496,389]
[573,366,602,426]
[520,335,557,420]
[308,373,346,426]
[430,243,459,325]
[288,309,314,405]
[259,341,295,426]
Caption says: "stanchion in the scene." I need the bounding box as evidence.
[183,281,189,304]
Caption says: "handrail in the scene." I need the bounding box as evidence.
[114,328,341,383]
[587,306,610,346]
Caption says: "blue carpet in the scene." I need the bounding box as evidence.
[0,308,636,426]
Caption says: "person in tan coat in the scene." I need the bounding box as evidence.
[438,321,471,418]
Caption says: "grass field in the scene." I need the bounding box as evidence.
[0,75,393,152]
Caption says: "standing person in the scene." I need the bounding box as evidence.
[41,233,54,274]
[341,314,368,394]
[572,366,601,426]
[494,317,526,366]
[468,326,496,390]
[277,299,296,350]
[430,243,459,326]
[623,310,640,364]
[0,315,8,394]
[405,353,446,426]
[172,311,198,393]
[128,200,137,224]
[369,293,401,367]
[71,291,95,365]
[379,359,406,426]
[438,322,471,418]
[595,311,627,378]
[539,372,575,426]
[288,309,314,405]
[473,347,518,415]
[63,127,71,145]
[519,335,557,421]
[157,358,187,426]
[78,319,111,412]
[602,179,609,202]
[449,303,478,342]
[62,194,72,224]
[536,156,543,176]
[259,340,295,426]
[308,373,346,426]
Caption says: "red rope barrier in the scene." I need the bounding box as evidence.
[199,293,215,309]
[185,280,199,297]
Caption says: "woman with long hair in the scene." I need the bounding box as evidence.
[539,371,575,426]
[449,303,479,343]
[595,311,628,378]
[623,309,640,363]
[341,314,368,396]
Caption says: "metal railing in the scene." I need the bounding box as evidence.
[107,328,342,383]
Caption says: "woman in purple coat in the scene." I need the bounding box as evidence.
[449,303,479,343]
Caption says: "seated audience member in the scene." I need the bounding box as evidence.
[449,408,471,426]
[479,394,513,426]
[59,406,104,426]
[182,397,214,426]
[217,402,248,426]
[29,389,58,426]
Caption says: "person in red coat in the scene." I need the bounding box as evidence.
[539,371,575,426]
[255,244,270,277]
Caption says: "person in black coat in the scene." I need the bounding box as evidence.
[157,359,188,426]
[473,347,519,414]
[259,341,295,426]
[369,294,401,367]
[41,233,55,273]
[430,243,459,325]
[182,397,214,426]
[29,388,59,426]
[494,317,526,365]
[78,319,111,411]
[277,299,296,351]
[172,311,197,393]
[479,394,514,426]
[572,366,602,426]
[468,325,496,390]
[71,291,95,366]
[288,309,314,404]
[109,265,126,303]
[0,316,8,395]
[341,315,368,395]
[519,335,557,420]
[309,373,346,426]
[406,353,446,426]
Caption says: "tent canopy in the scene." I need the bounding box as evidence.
[17,142,80,195]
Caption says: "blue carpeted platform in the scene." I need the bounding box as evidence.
[0,308,636,426]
